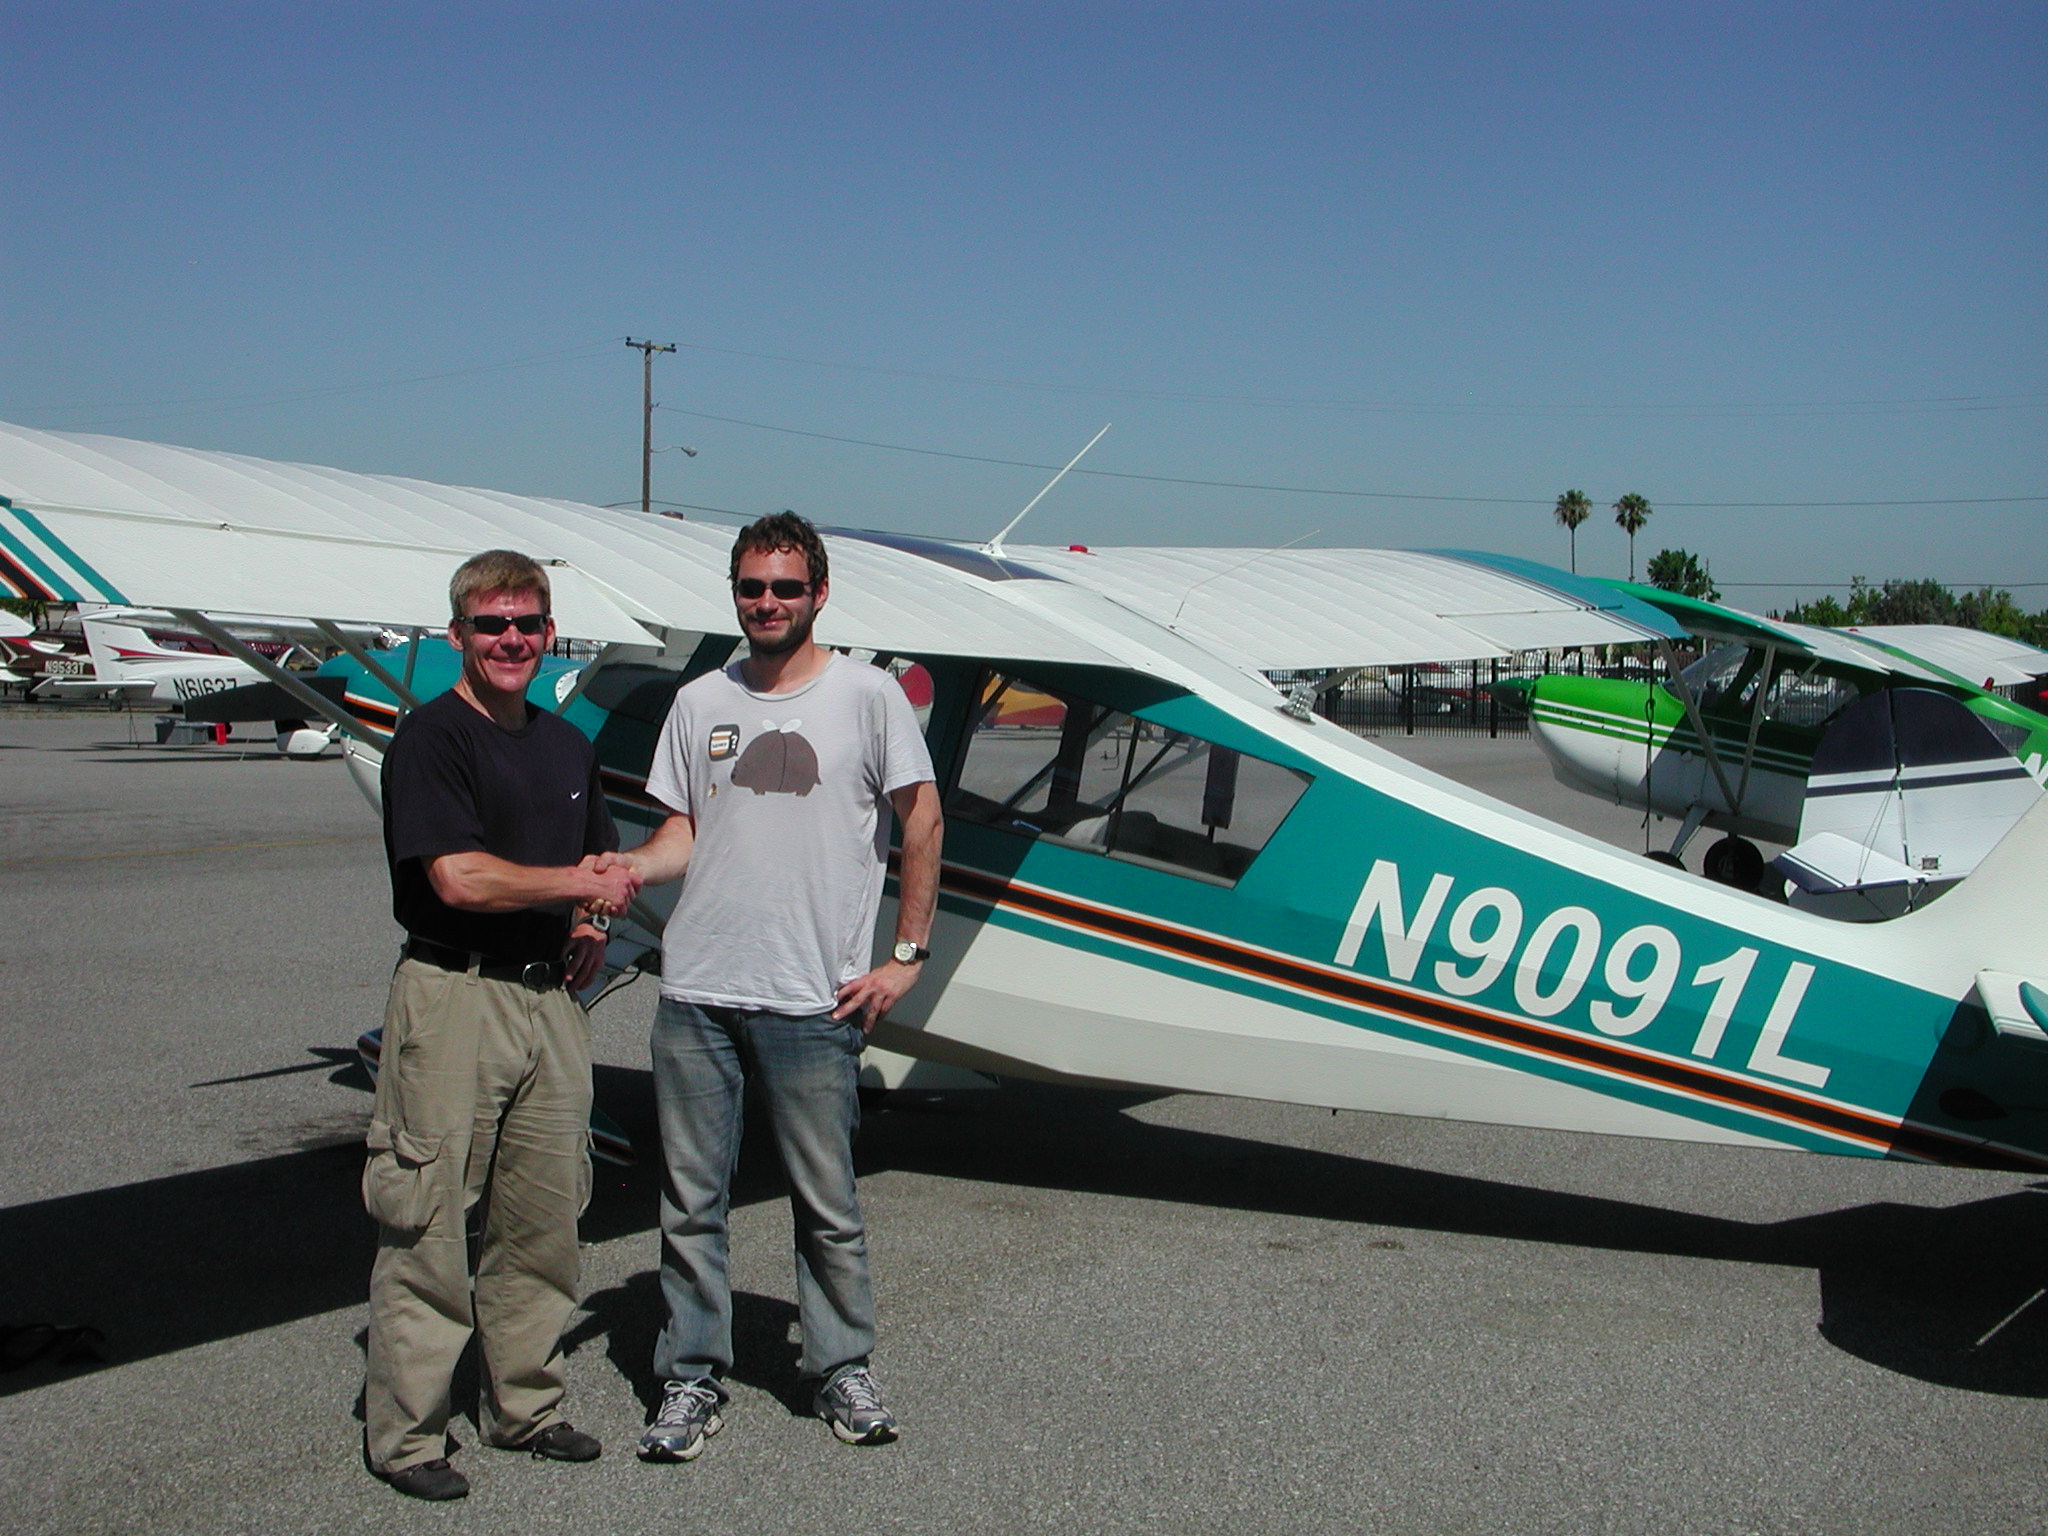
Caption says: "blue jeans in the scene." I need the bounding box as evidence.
[649,997,873,1396]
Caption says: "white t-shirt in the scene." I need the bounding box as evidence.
[645,652,935,1013]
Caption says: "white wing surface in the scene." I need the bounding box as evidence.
[1010,545,1679,669]
[0,422,1123,665]
[1843,625,2048,689]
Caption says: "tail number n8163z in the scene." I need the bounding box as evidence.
[1334,859,1829,1090]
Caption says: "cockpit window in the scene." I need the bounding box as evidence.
[824,528,1055,582]
[947,671,1311,885]
[1758,662,1859,729]
[1679,645,1756,712]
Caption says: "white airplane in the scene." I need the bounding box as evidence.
[0,606,88,691]
[27,607,405,754]
[1491,586,2048,909]
[30,609,279,704]
[3,419,2046,1177]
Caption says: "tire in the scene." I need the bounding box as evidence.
[1703,835,1765,892]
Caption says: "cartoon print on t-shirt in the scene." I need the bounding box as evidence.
[730,718,820,796]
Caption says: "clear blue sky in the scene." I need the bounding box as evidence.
[5,2,2042,605]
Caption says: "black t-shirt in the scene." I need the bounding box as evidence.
[381,689,617,959]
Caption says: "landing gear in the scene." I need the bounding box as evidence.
[1703,834,1766,892]
[1644,850,1685,869]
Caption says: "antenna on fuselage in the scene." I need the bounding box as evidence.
[984,423,1111,558]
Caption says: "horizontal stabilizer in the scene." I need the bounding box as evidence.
[32,676,152,700]
[1774,832,1923,894]
[1977,970,2048,1047]
[181,674,347,723]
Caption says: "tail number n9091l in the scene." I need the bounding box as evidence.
[1334,859,1829,1090]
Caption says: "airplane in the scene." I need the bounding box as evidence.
[3,418,2046,1183]
[26,607,399,755]
[0,606,91,694]
[1489,584,2048,904]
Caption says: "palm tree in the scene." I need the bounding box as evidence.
[1552,489,1591,573]
[1613,493,1652,581]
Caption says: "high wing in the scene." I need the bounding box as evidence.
[1840,625,2048,690]
[0,421,1126,669]
[1596,580,1985,689]
[1011,544,1682,670]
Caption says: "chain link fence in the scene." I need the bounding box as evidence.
[1275,651,1652,738]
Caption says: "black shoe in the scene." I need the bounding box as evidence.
[521,1422,602,1462]
[382,1458,470,1501]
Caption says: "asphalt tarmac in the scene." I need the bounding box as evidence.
[2,714,2043,1536]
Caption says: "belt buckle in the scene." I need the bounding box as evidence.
[519,961,554,992]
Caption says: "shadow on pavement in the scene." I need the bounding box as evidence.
[6,1069,2046,1398]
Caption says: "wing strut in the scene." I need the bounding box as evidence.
[551,642,635,716]
[1656,637,1742,818]
[170,610,380,745]
[312,620,422,716]
[1732,642,1777,815]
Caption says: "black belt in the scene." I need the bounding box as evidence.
[403,937,565,992]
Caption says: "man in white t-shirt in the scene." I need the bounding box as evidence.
[605,512,942,1460]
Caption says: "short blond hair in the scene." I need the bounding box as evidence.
[449,549,550,622]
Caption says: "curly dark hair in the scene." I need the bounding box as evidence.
[729,511,829,589]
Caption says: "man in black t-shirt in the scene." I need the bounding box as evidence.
[361,550,641,1502]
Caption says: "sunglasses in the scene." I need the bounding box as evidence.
[734,578,813,600]
[460,612,550,636]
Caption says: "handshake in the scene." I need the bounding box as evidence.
[577,850,643,918]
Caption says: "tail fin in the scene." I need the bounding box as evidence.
[80,617,172,681]
[1780,688,2043,895]
[1896,793,2048,972]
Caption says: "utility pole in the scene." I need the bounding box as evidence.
[625,337,676,514]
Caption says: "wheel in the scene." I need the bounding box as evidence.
[1644,850,1685,869]
[1703,835,1765,892]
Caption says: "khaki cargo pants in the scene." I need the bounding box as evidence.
[362,957,593,1476]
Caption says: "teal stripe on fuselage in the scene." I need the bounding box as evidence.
[951,686,1976,1155]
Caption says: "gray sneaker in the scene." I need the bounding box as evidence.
[814,1366,899,1445]
[638,1380,724,1462]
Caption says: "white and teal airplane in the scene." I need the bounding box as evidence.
[4,420,2046,1174]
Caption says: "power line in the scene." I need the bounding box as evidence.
[14,341,621,431]
[584,498,2044,588]
[660,406,2048,510]
[667,338,2048,419]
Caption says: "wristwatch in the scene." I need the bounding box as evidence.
[891,940,931,965]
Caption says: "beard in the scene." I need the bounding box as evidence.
[744,604,816,657]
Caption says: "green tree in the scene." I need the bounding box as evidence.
[1612,493,1652,581]
[1645,548,1719,602]
[1780,593,1849,626]
[1780,578,2048,646]
[1957,587,2034,640]
[1861,578,1956,626]
[1552,489,1591,573]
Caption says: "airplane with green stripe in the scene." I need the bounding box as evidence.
[1493,582,2048,886]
